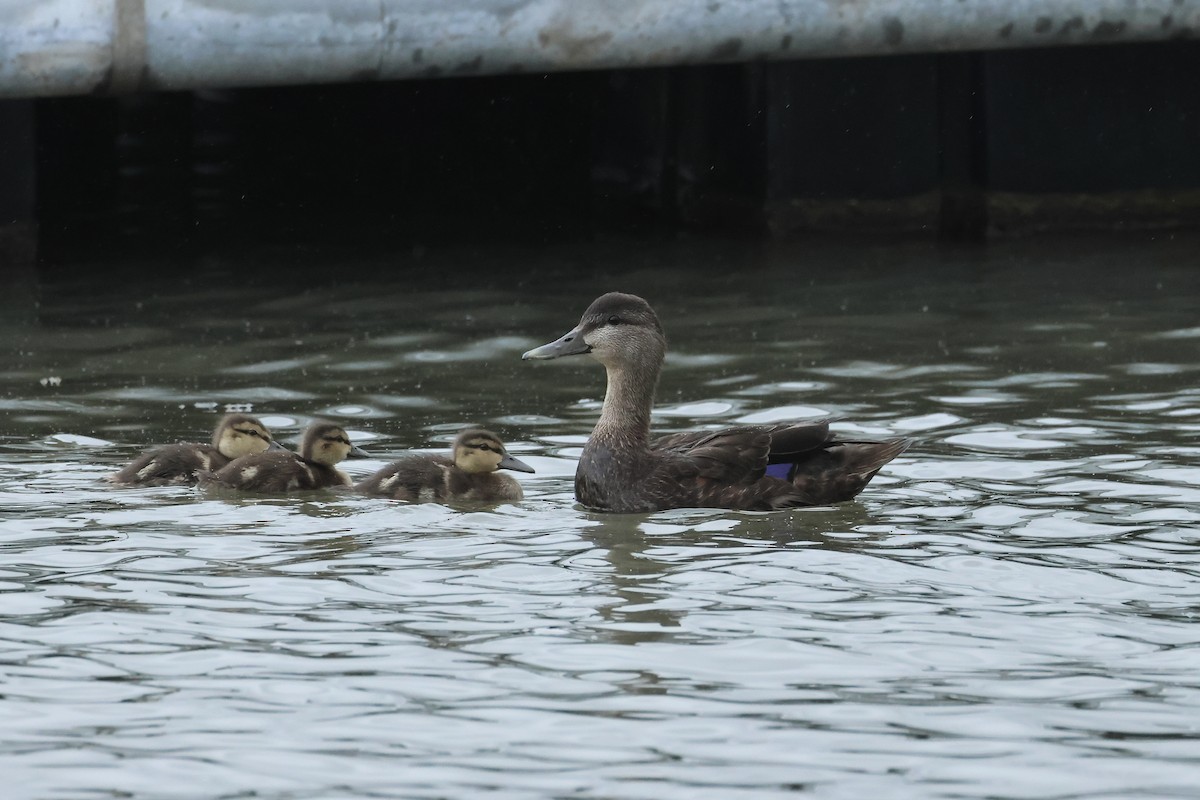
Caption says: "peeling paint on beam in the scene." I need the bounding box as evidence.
[1,0,1198,98]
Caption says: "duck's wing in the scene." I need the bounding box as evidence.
[651,419,835,480]
[650,425,772,484]
[640,430,791,511]
[761,419,836,463]
[648,421,909,510]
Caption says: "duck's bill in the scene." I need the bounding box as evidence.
[267,440,288,452]
[522,327,591,360]
[499,453,536,473]
[348,445,371,458]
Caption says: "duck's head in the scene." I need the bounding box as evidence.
[300,421,369,466]
[213,413,283,459]
[522,292,666,370]
[452,429,535,474]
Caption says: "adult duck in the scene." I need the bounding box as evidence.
[201,420,366,492]
[356,428,534,503]
[522,292,910,512]
[109,413,282,487]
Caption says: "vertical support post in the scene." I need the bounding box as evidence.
[765,56,941,235]
[112,92,194,248]
[590,69,675,230]
[0,99,38,265]
[936,52,988,240]
[671,63,769,233]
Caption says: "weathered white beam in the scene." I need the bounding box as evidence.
[1,0,1197,98]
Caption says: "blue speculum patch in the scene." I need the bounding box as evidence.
[764,463,792,480]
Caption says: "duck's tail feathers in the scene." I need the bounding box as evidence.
[845,437,911,478]
[778,437,912,508]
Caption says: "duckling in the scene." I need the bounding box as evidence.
[522,292,911,512]
[356,428,534,503]
[109,413,281,487]
[201,420,366,492]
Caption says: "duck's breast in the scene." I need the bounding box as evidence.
[576,440,667,512]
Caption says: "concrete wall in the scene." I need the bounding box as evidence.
[3,0,1197,98]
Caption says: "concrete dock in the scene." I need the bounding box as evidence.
[2,1,1198,97]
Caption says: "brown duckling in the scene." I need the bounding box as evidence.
[522,292,911,512]
[201,420,367,492]
[109,413,281,487]
[356,428,534,503]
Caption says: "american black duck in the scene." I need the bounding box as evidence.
[522,292,910,512]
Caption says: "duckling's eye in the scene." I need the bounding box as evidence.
[475,444,493,453]
[607,315,622,325]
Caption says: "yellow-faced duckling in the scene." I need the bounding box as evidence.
[522,292,911,512]
[201,420,366,492]
[109,413,281,487]
[356,428,534,503]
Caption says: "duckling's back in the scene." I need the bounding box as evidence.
[203,451,350,492]
[356,454,452,501]
[110,442,226,487]
[357,454,525,503]
[446,469,524,503]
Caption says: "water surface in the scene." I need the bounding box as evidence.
[2,234,1199,799]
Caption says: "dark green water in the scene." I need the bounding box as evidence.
[2,234,1199,799]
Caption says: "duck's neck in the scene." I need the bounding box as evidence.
[594,361,659,447]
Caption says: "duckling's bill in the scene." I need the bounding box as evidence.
[499,453,536,473]
[522,327,590,360]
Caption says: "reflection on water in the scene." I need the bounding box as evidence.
[2,234,1200,798]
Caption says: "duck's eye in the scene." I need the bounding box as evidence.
[607,315,622,325]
